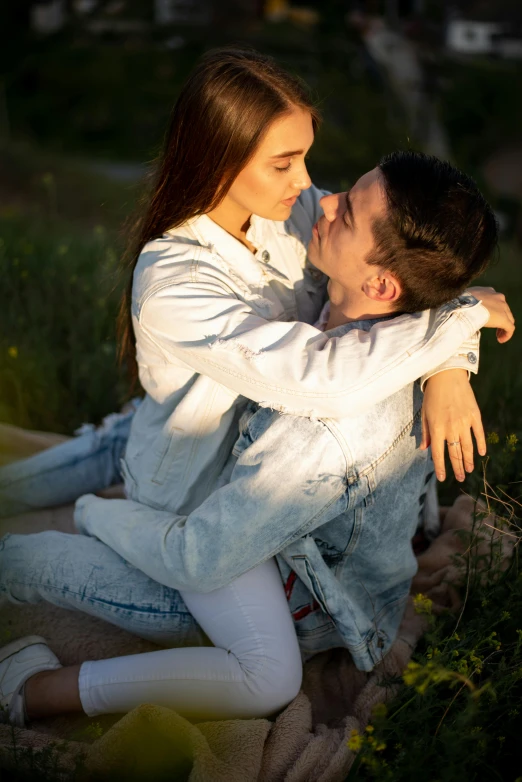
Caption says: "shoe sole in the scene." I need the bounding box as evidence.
[0,636,50,665]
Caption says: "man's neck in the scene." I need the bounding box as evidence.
[325,280,394,330]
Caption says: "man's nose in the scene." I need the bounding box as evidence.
[319,192,343,222]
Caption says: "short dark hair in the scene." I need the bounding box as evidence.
[367,150,498,312]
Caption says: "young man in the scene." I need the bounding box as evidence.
[0,152,512,725]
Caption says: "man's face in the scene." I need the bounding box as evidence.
[307,168,388,294]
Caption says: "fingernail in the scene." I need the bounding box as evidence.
[437,472,445,481]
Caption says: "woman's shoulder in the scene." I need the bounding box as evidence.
[140,220,206,261]
[133,226,237,308]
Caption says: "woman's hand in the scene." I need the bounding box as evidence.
[420,369,486,482]
[468,287,515,343]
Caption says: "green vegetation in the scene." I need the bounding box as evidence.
[441,57,522,176]
[4,31,408,188]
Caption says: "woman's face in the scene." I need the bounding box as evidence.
[225,107,315,221]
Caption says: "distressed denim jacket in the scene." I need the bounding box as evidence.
[122,184,485,517]
[235,323,432,671]
[78,314,435,672]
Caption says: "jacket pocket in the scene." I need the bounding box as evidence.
[290,552,330,617]
[149,425,186,486]
[119,456,138,501]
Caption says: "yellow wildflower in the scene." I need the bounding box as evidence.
[412,593,433,615]
[486,432,499,445]
[347,729,363,753]
[506,434,518,452]
[7,346,18,359]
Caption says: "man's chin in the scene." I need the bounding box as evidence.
[306,243,322,270]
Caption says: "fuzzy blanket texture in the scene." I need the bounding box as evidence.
[0,423,513,782]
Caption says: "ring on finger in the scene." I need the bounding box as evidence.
[447,440,460,446]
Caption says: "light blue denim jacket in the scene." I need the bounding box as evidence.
[75,316,433,671]
[117,186,484,517]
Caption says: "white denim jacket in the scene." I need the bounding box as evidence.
[123,185,487,515]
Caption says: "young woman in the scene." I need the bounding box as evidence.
[0,48,514,728]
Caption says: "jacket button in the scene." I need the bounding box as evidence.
[310,269,323,281]
[261,250,270,263]
[467,352,477,365]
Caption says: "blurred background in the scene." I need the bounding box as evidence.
[0,0,521,492]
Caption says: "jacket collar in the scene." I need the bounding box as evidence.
[184,213,273,264]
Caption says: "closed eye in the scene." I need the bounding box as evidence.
[344,191,356,228]
[275,162,292,173]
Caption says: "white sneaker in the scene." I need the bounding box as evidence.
[0,635,62,727]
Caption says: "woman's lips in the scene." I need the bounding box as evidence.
[281,196,298,207]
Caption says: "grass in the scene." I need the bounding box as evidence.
[0,164,130,432]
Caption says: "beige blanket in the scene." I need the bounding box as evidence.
[0,424,513,781]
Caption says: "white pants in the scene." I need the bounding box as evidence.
[77,558,302,721]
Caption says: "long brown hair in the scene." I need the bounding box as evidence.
[117,47,320,390]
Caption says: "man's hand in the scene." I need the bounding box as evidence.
[420,369,486,482]
[468,287,515,343]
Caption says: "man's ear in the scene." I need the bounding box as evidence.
[364,272,402,303]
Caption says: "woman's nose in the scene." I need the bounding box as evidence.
[319,193,342,222]
[292,162,312,191]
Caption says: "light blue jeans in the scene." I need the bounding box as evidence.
[0,407,136,519]
[0,531,302,720]
[0,407,302,720]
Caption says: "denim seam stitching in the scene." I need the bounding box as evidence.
[4,581,192,617]
[358,407,423,477]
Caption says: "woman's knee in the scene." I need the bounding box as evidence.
[239,641,303,716]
